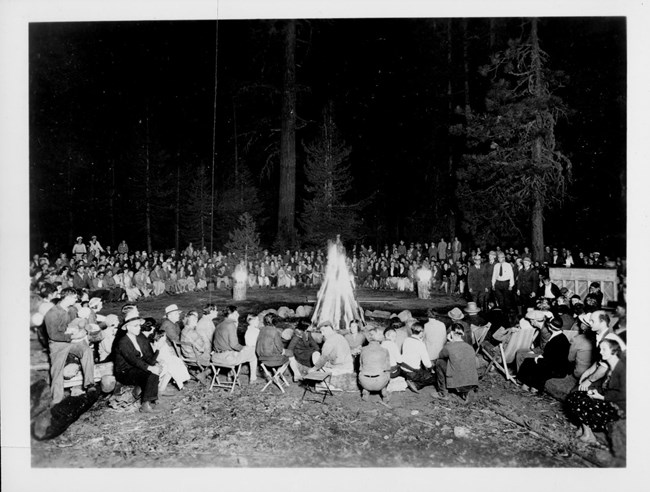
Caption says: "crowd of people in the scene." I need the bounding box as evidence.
[29,234,627,448]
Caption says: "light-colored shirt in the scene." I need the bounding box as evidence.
[401,336,432,369]
[381,340,402,366]
[491,261,515,288]
[423,318,447,361]
[315,333,353,372]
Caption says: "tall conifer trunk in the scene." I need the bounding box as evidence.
[530,18,545,261]
[277,19,297,248]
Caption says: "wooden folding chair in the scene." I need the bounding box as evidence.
[260,361,290,393]
[479,327,537,383]
[209,362,243,393]
[471,324,490,354]
[171,340,211,385]
[300,371,334,404]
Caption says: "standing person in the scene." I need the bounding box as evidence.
[484,250,498,305]
[437,238,448,262]
[114,313,164,413]
[117,240,129,255]
[44,287,96,404]
[88,235,105,260]
[72,236,87,262]
[467,255,489,311]
[434,323,479,401]
[515,256,539,315]
[451,237,462,263]
[491,251,515,316]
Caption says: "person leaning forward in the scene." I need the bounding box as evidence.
[44,287,96,405]
[211,318,258,383]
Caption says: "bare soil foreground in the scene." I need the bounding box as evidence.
[30,287,621,468]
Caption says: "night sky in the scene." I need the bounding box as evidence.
[28,17,626,255]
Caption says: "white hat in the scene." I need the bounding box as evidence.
[165,304,182,316]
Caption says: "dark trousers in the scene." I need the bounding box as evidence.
[399,362,436,390]
[494,280,513,312]
[435,359,476,395]
[116,368,159,402]
[472,290,489,312]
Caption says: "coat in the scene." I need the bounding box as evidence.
[114,333,158,376]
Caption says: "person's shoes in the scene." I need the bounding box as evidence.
[160,387,178,397]
[139,401,161,413]
[85,384,98,395]
[406,380,420,394]
[382,391,391,403]
[431,390,448,400]
[132,386,142,400]
[361,390,369,402]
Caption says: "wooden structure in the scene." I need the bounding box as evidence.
[548,268,618,305]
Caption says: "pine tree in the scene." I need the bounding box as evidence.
[457,18,571,256]
[180,163,213,249]
[299,104,360,248]
[224,212,262,262]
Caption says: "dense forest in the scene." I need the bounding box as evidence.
[29,17,626,257]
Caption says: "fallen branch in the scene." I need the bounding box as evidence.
[486,403,605,467]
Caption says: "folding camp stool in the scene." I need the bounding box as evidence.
[209,362,243,393]
[300,371,334,404]
[260,362,290,393]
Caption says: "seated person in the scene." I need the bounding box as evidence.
[381,326,403,378]
[568,321,595,379]
[212,316,258,384]
[583,282,604,312]
[565,338,626,444]
[244,314,261,347]
[423,309,447,362]
[180,310,211,365]
[44,287,96,405]
[358,326,391,402]
[286,320,320,381]
[434,323,479,401]
[255,314,296,378]
[98,314,120,362]
[399,322,437,393]
[514,310,552,372]
[114,313,164,413]
[150,326,190,393]
[309,322,354,390]
[344,320,366,356]
[537,276,562,301]
[517,317,570,393]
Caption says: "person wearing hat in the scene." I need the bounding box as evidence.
[467,255,489,312]
[88,235,105,261]
[161,304,183,344]
[447,307,472,346]
[583,282,603,312]
[44,287,96,404]
[515,256,539,315]
[514,310,551,372]
[72,236,87,262]
[536,276,561,302]
[114,312,165,413]
[516,316,570,393]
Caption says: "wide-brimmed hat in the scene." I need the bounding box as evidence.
[525,310,546,322]
[165,304,182,316]
[88,297,103,309]
[464,302,481,314]
[122,311,143,329]
[104,314,119,328]
[448,307,465,321]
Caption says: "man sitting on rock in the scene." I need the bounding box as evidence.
[434,323,479,401]
[358,326,391,402]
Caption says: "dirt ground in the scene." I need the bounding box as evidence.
[30,287,620,468]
